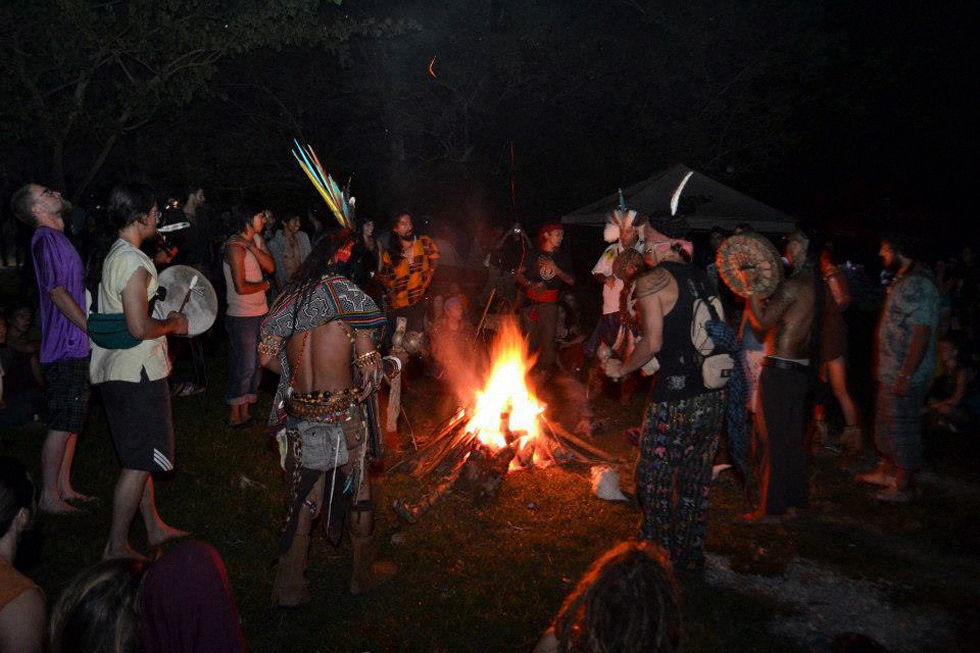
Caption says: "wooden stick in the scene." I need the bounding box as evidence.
[543,418,625,463]
[476,288,496,338]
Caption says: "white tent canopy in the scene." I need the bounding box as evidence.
[561,164,796,234]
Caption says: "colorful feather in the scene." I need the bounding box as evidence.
[291,139,353,229]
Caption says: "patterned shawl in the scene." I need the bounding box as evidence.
[261,275,387,426]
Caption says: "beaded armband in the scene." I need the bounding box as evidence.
[257,334,282,356]
[354,350,382,369]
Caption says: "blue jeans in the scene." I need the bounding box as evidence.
[225,314,264,406]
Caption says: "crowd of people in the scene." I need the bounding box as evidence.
[1,173,979,650]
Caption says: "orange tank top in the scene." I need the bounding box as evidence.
[0,556,40,611]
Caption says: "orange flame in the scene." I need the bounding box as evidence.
[464,317,543,453]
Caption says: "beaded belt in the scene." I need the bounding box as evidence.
[286,388,359,424]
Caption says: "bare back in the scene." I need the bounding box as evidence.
[762,269,817,359]
[285,320,355,394]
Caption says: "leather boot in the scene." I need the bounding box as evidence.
[349,534,396,595]
[273,477,320,608]
[273,533,312,607]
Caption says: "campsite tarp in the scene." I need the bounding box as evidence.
[561,164,796,234]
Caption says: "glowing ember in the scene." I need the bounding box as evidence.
[464,318,544,455]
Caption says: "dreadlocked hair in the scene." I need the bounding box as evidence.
[552,541,680,653]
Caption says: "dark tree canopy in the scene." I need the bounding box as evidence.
[1,0,973,234]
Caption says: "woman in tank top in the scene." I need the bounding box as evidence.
[223,206,275,428]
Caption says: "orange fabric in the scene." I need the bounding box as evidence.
[0,557,39,611]
[377,236,440,309]
[526,287,559,303]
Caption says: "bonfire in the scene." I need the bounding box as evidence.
[393,318,621,523]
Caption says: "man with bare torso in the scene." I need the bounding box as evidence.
[259,231,400,606]
[741,230,820,521]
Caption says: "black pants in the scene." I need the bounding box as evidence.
[755,365,809,515]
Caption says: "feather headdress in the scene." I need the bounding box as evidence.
[292,139,354,230]
[604,190,639,243]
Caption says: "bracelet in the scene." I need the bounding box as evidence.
[382,355,403,379]
[354,350,382,369]
[257,334,282,356]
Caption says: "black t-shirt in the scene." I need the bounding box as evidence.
[524,247,572,291]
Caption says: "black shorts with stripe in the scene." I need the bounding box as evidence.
[99,370,175,472]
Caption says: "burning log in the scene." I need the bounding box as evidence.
[393,439,517,522]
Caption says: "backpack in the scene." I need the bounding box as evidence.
[690,278,734,389]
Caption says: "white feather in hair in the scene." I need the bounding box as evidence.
[604,208,638,243]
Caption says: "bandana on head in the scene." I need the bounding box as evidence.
[646,232,694,260]
[537,223,563,248]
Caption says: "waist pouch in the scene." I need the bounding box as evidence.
[292,421,349,472]
[88,313,140,349]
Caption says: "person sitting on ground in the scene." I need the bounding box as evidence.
[1,305,45,399]
[927,334,980,434]
[429,296,478,383]
[49,540,244,653]
[0,456,45,653]
[0,312,45,430]
[533,540,680,653]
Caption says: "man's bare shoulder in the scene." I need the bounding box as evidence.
[635,266,671,298]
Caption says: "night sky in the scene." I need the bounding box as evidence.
[1,0,975,240]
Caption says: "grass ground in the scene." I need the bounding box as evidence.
[3,329,980,652]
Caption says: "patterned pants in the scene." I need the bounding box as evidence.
[636,390,725,570]
[874,382,928,471]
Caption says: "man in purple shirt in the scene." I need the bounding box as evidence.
[11,183,93,513]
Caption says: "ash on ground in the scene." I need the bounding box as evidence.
[704,555,956,653]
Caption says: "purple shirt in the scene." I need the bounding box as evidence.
[30,226,89,364]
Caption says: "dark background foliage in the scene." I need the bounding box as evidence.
[2,0,975,237]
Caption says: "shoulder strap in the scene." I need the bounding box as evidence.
[287,331,309,392]
[692,273,723,324]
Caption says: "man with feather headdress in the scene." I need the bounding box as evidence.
[585,207,645,380]
[259,230,401,606]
